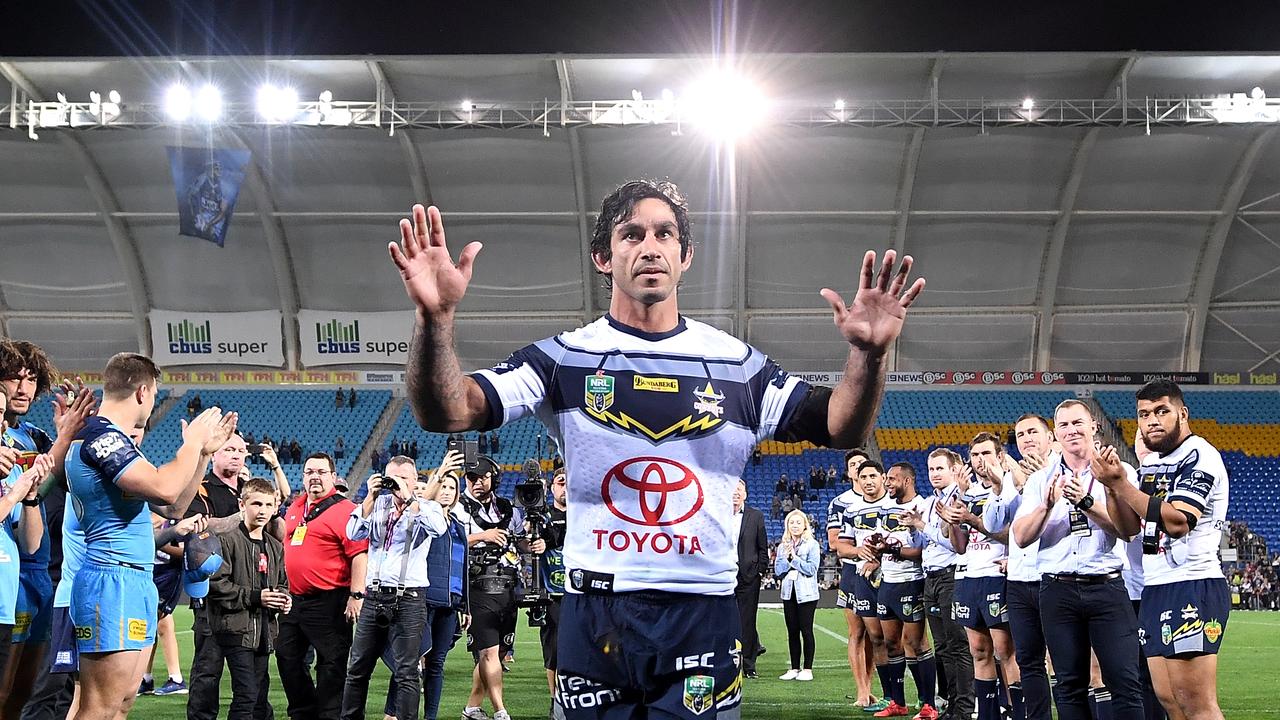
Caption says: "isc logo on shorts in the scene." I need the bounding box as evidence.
[127,618,148,642]
[74,626,94,640]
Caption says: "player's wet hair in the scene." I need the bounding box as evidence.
[858,460,885,475]
[102,352,161,400]
[590,179,693,288]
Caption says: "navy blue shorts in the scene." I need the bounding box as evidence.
[851,570,880,619]
[877,579,926,623]
[1139,578,1230,658]
[556,591,742,720]
[953,575,1009,629]
[14,567,53,643]
[48,606,78,674]
[154,566,183,618]
[836,564,858,609]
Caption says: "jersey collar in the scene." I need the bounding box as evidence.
[604,313,687,342]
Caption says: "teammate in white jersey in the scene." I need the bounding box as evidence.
[388,180,925,719]
[870,462,937,719]
[836,462,895,714]
[826,449,880,708]
[1094,380,1230,720]
[944,432,1020,720]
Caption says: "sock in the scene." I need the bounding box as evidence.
[1090,687,1113,720]
[975,678,999,720]
[170,674,184,683]
[908,650,938,707]
[997,671,1009,710]
[143,673,154,683]
[1009,682,1025,720]
[876,664,894,704]
[888,655,907,707]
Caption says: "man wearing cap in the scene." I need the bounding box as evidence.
[456,455,524,720]
[278,452,369,720]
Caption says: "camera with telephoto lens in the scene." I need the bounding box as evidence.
[372,595,400,628]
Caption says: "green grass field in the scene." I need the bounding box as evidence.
[129,607,1280,719]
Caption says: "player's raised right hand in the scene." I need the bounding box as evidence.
[389,204,483,316]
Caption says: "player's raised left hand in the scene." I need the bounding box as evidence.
[820,250,925,353]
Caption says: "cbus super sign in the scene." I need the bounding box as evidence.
[315,319,408,357]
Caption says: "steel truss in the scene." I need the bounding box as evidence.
[6,96,1280,136]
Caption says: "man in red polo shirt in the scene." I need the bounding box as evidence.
[278,452,368,720]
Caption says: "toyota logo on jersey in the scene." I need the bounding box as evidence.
[601,456,704,527]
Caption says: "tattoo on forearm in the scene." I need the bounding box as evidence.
[407,314,468,429]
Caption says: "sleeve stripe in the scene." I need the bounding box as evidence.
[108,456,143,487]
[469,373,505,432]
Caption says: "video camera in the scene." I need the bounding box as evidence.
[515,458,553,627]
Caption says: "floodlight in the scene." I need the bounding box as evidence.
[257,84,299,122]
[681,69,766,140]
[108,90,121,104]
[834,98,846,111]
[1251,86,1266,100]
[460,99,473,112]
[1021,98,1035,111]
[165,84,192,120]
[194,84,222,122]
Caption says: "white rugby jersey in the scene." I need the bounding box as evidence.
[877,495,928,583]
[827,488,860,566]
[838,491,893,572]
[470,315,811,596]
[920,485,961,573]
[1137,435,1229,586]
[957,485,1006,580]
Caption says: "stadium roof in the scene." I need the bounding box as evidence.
[2,52,1279,374]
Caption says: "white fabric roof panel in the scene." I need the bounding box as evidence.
[1202,307,1280,371]
[901,217,1051,307]
[129,218,281,311]
[412,129,577,213]
[911,128,1083,211]
[1056,218,1208,306]
[0,220,131,312]
[746,127,910,211]
[1212,219,1280,303]
[746,217,894,309]
[1075,128,1246,211]
[6,317,139,369]
[0,133,97,213]
[896,313,1036,370]
[1050,310,1188,371]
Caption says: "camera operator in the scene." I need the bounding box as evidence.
[340,455,449,720]
[456,455,525,720]
[528,465,568,715]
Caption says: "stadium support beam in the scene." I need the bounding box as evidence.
[1033,128,1099,371]
[1186,127,1277,371]
[0,61,151,354]
[367,60,434,206]
[555,57,599,325]
[228,129,302,371]
[891,128,926,258]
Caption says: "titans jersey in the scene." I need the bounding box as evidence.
[827,488,860,565]
[65,417,150,568]
[957,485,1006,579]
[4,422,54,569]
[52,502,85,609]
[1,468,21,623]
[877,495,928,583]
[838,491,893,572]
[470,315,810,595]
[1138,435,1228,586]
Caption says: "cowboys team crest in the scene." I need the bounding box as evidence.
[585,373,615,413]
[692,382,724,418]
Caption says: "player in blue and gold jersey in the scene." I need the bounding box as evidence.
[66,352,236,720]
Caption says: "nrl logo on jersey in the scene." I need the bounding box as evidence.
[585,372,615,412]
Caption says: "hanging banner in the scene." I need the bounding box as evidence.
[167,146,251,247]
[149,310,284,367]
[297,310,413,367]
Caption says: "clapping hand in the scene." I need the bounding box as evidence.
[1089,446,1127,489]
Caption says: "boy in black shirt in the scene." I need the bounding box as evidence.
[207,478,291,719]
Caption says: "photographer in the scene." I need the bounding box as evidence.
[341,456,449,720]
[456,455,524,720]
[528,465,568,713]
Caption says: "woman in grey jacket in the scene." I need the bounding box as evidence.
[775,509,821,681]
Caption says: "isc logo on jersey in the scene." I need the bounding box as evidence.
[595,456,705,555]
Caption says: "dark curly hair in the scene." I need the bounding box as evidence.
[0,340,57,399]
[589,179,693,288]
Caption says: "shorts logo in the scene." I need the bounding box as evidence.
[13,612,31,635]
[876,603,887,616]
[1159,609,1173,621]
[1138,628,1147,645]
[570,569,584,588]
[633,376,679,393]
[1180,604,1199,620]
[74,625,93,640]
[1170,619,1204,643]
[854,597,870,612]
[953,602,971,620]
[1160,623,1172,645]
[601,457,703,527]
[989,602,1007,618]
[502,633,516,647]
[127,618,148,642]
[585,373,615,413]
[1204,620,1222,644]
[682,675,715,715]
